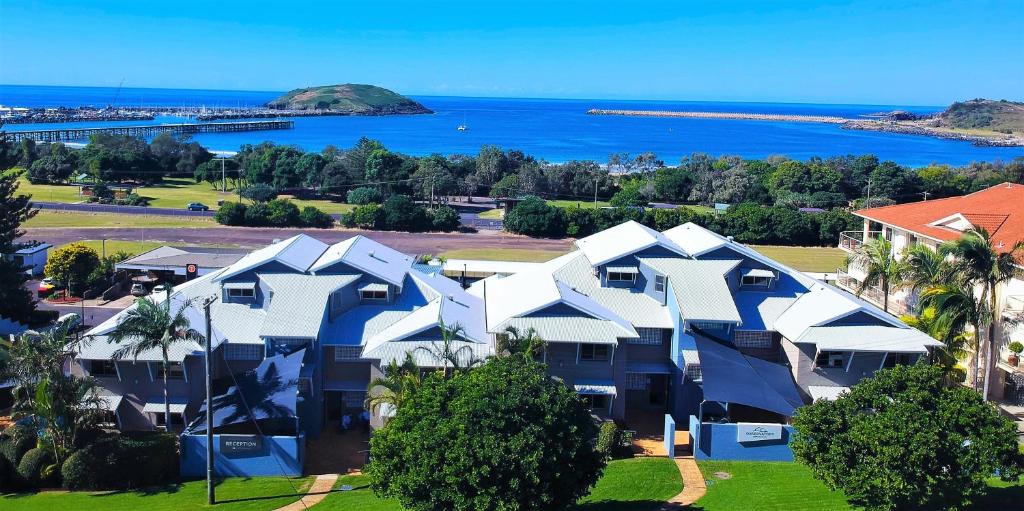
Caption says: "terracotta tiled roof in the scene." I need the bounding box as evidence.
[854,182,1024,253]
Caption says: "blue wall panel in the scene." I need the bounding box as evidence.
[688,415,794,462]
[180,434,305,477]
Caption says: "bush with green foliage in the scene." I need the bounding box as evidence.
[214,201,248,225]
[44,242,101,295]
[347,186,383,205]
[792,363,1023,511]
[430,206,460,232]
[344,203,383,229]
[300,205,334,228]
[0,425,36,468]
[368,356,604,511]
[61,433,179,490]
[244,202,270,227]
[380,195,431,232]
[0,452,13,492]
[503,196,566,238]
[265,198,301,227]
[17,447,57,488]
[239,183,278,203]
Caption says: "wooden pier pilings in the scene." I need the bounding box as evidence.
[7,120,295,143]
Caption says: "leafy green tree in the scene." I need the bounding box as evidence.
[347,186,383,205]
[214,201,247,226]
[849,237,907,313]
[368,355,604,511]
[412,154,458,206]
[240,183,278,203]
[44,243,101,296]
[380,195,430,232]
[868,161,921,201]
[102,293,204,429]
[496,326,546,359]
[488,174,520,198]
[300,206,334,228]
[473,145,511,187]
[503,196,566,238]
[365,148,407,192]
[609,179,649,208]
[265,198,301,227]
[919,284,983,386]
[430,206,460,232]
[27,143,76,183]
[792,364,1021,511]
[0,166,38,323]
[348,203,383,229]
[652,166,693,202]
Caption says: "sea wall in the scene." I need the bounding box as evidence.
[586,109,849,124]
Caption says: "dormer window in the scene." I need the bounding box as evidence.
[359,283,388,301]
[606,266,638,283]
[740,268,774,288]
[224,281,256,299]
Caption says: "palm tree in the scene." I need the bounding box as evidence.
[102,292,204,429]
[901,306,972,384]
[497,326,546,359]
[918,284,985,389]
[850,237,908,313]
[902,243,948,296]
[365,353,421,415]
[940,227,1024,399]
[415,322,482,378]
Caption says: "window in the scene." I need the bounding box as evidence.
[580,394,608,410]
[155,362,185,380]
[816,351,845,368]
[629,328,663,345]
[225,344,263,361]
[684,363,702,381]
[607,272,636,283]
[579,344,609,361]
[689,321,725,332]
[882,353,914,368]
[654,275,666,292]
[154,412,184,427]
[87,359,118,378]
[360,289,388,301]
[625,373,648,390]
[734,330,772,349]
[884,227,893,242]
[334,346,362,361]
[741,275,772,287]
[227,287,254,298]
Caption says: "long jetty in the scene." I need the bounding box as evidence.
[587,109,849,124]
[7,120,294,143]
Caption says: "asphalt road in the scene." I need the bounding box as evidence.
[22,226,572,255]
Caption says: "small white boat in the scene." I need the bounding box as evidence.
[457,124,467,132]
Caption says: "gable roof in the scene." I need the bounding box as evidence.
[574,220,689,266]
[310,235,414,286]
[773,282,903,341]
[855,182,1024,253]
[213,235,328,282]
[637,257,742,323]
[662,222,731,257]
[258,273,360,338]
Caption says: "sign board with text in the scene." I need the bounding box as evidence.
[185,263,198,280]
[219,434,263,454]
[736,423,783,443]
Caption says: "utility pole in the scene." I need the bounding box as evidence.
[202,296,217,505]
[594,175,598,205]
[865,178,872,208]
[221,157,227,193]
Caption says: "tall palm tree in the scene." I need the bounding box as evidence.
[365,353,421,415]
[902,243,948,296]
[850,237,908,313]
[497,326,546,359]
[901,306,971,384]
[103,292,204,429]
[940,227,1024,400]
[918,284,985,389]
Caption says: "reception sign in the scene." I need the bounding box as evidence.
[220,434,263,454]
[736,423,783,443]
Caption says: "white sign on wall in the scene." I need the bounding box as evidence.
[736,423,783,443]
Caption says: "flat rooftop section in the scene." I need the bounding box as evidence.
[117,245,250,272]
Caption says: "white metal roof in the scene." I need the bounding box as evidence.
[574,220,689,266]
[311,235,414,286]
[496,316,625,344]
[662,222,730,257]
[796,325,943,353]
[213,235,328,282]
[96,392,123,412]
[638,257,742,323]
[223,281,256,290]
[773,283,903,341]
[550,253,673,329]
[362,339,492,368]
[574,379,617,395]
[142,397,188,414]
[259,273,360,338]
[741,268,776,278]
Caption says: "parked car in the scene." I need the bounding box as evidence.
[152,283,172,295]
[130,283,147,296]
[38,277,58,295]
[187,202,210,211]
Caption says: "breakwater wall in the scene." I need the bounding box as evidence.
[586,109,849,124]
[7,120,294,143]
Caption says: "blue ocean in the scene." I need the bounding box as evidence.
[2,84,1022,166]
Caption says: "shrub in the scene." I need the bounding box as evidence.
[239,183,278,203]
[349,204,383,229]
[61,434,179,490]
[347,186,382,205]
[0,425,36,467]
[380,195,430,232]
[17,447,57,488]
[214,201,248,226]
[244,202,270,227]
[504,196,566,237]
[265,199,301,227]
[0,453,12,492]
[300,206,334,228]
[595,421,618,460]
[430,206,460,232]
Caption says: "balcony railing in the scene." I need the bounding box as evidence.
[838,230,882,253]
[835,269,910,316]
[1005,295,1024,317]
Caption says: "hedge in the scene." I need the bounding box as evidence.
[61,433,179,490]
[214,200,334,228]
[0,425,36,467]
[17,447,57,488]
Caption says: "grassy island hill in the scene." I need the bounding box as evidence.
[266,84,432,115]
[941,99,1024,134]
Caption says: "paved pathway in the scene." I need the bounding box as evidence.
[662,456,707,508]
[271,473,339,511]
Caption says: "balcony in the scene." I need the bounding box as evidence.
[835,269,910,316]
[838,230,882,254]
[1004,295,1024,319]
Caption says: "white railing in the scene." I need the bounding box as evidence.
[1005,295,1024,314]
[835,269,910,316]
[838,230,883,252]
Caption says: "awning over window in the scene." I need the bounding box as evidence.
[626,361,674,374]
[185,349,304,433]
[605,265,639,274]
[96,393,123,412]
[358,283,389,293]
[695,337,804,417]
[741,268,775,278]
[223,281,256,290]
[143,397,188,414]
[574,379,617,396]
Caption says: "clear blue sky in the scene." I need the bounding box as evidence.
[1,0,1021,105]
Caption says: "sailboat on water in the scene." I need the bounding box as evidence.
[457,112,468,132]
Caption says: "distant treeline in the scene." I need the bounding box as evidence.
[13,134,1024,210]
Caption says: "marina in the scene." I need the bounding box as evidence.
[6,119,294,142]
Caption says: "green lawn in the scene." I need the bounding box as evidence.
[1,476,314,511]
[693,461,1024,511]
[60,239,239,258]
[313,457,681,511]
[440,247,568,263]
[17,177,354,214]
[749,245,846,273]
[548,199,612,209]
[477,208,504,219]
[24,211,216,228]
